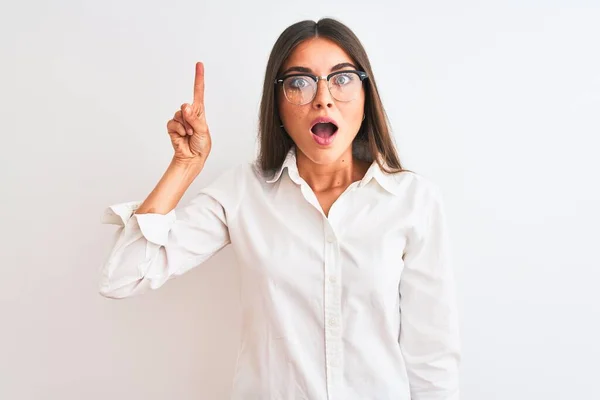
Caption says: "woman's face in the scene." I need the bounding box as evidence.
[277,37,365,165]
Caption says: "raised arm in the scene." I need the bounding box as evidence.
[99,62,232,299]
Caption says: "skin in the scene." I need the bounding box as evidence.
[278,37,371,216]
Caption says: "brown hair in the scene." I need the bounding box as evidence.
[257,18,405,174]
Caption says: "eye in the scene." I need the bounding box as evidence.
[287,76,311,89]
[332,73,354,86]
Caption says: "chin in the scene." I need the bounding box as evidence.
[298,140,350,165]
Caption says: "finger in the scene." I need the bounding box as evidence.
[178,104,193,135]
[173,110,183,124]
[183,103,208,135]
[193,61,205,107]
[173,111,188,134]
[167,119,187,137]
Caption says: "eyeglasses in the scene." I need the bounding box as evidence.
[274,70,368,105]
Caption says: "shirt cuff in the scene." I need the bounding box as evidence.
[101,201,143,226]
[101,201,177,246]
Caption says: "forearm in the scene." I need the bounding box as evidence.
[135,158,204,215]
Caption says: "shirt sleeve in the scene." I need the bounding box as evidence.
[399,184,461,400]
[98,184,233,299]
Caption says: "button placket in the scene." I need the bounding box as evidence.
[323,223,343,398]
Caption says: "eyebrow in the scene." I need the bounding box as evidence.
[281,62,358,76]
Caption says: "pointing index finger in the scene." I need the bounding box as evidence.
[193,61,205,106]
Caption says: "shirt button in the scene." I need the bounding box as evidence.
[328,275,337,283]
[326,234,335,243]
[328,317,338,327]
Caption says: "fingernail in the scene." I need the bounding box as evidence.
[187,129,193,135]
[185,106,191,115]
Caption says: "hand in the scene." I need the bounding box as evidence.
[166,62,212,165]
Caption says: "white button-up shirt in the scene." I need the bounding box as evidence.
[99,147,460,400]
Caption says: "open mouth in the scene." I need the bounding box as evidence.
[310,122,339,146]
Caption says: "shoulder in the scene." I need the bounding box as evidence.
[194,162,257,211]
[381,171,450,243]
[380,170,444,205]
[216,161,254,181]
[381,170,448,229]
[202,161,259,188]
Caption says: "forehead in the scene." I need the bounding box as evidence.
[282,37,354,72]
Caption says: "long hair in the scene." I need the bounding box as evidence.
[257,18,404,174]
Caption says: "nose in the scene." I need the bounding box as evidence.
[312,77,334,109]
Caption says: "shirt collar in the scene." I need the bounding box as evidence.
[264,143,404,196]
[265,146,299,184]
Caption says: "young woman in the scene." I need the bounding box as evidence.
[100,18,460,400]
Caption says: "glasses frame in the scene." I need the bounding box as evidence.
[274,70,369,105]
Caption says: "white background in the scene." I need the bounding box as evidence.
[1,1,598,399]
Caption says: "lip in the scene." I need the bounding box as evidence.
[310,116,339,129]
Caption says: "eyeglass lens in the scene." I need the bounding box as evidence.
[283,72,363,105]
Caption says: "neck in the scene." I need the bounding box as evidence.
[296,147,369,193]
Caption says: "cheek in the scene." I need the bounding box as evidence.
[278,101,290,124]
[357,91,366,111]
[342,98,365,124]
[354,94,366,122]
[278,93,295,124]
[279,103,307,128]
